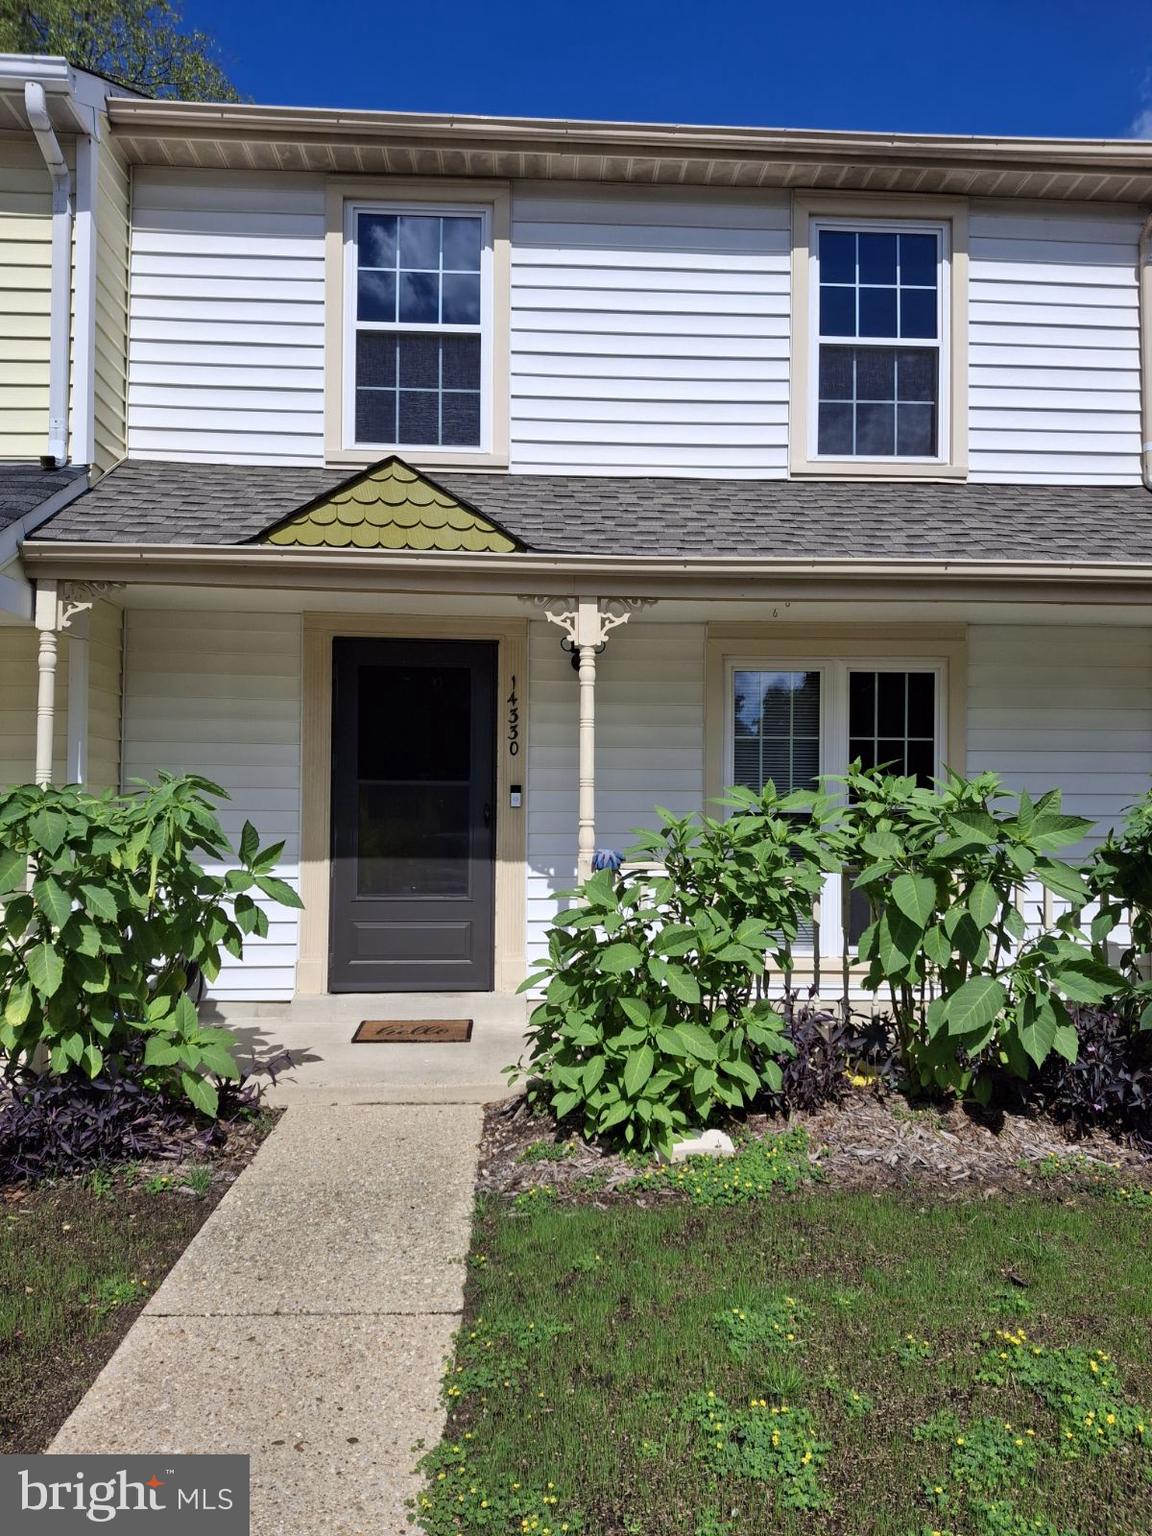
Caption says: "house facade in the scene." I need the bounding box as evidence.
[3,58,1152,1001]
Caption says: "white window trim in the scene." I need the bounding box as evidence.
[789,192,968,482]
[807,216,951,468]
[323,178,511,471]
[723,655,949,956]
[342,199,494,456]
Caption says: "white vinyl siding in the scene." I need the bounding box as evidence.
[93,139,131,474]
[127,169,326,466]
[967,203,1142,485]
[968,623,1152,933]
[509,186,790,476]
[966,625,1152,841]
[525,619,705,966]
[120,609,302,999]
[525,621,1152,970]
[87,601,123,792]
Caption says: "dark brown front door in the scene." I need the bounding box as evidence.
[329,638,496,992]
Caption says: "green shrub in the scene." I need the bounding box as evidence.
[511,783,836,1154]
[0,774,301,1116]
[1089,788,1152,1013]
[836,765,1124,1097]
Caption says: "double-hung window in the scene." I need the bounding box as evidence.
[790,198,966,477]
[813,222,946,462]
[346,203,491,453]
[726,656,946,954]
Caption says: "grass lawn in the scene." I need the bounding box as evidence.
[0,1168,233,1452]
[417,1162,1152,1536]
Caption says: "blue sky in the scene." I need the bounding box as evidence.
[185,0,1152,139]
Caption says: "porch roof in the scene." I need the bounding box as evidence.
[0,463,86,532]
[27,457,1152,564]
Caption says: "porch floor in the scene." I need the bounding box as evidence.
[203,991,531,1106]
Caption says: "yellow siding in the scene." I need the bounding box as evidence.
[93,140,129,474]
[0,142,52,459]
[0,624,69,784]
[87,601,123,790]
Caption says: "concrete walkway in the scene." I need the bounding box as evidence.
[216,992,531,1107]
[51,1102,484,1536]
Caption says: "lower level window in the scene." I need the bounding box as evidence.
[848,670,936,784]
[727,658,944,952]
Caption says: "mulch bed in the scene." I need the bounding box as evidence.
[0,1109,279,1453]
[477,1090,1150,1201]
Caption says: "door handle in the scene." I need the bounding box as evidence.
[483,802,492,827]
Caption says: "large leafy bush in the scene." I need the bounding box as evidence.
[836,766,1124,1097]
[1089,793,1152,1012]
[0,774,300,1116]
[513,783,836,1153]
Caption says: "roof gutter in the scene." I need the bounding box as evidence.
[20,542,1152,604]
[24,81,72,467]
[103,96,1152,171]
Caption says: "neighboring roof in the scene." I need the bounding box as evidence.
[0,54,140,134]
[0,463,87,532]
[27,458,1152,565]
[258,457,522,553]
[106,96,1152,204]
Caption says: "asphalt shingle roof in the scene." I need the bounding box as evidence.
[0,463,86,533]
[27,458,1152,563]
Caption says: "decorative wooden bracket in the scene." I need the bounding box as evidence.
[59,580,124,630]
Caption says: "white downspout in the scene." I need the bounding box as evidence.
[24,81,72,467]
[1140,213,1152,491]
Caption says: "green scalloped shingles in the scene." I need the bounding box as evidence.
[261,461,518,553]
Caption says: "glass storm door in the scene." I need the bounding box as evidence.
[329,638,496,991]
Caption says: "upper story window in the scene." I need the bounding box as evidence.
[345,202,493,454]
[815,226,943,460]
[790,197,967,480]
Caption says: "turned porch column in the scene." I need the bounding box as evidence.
[33,581,59,787]
[531,595,655,885]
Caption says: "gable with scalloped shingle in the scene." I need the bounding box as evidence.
[258,457,522,553]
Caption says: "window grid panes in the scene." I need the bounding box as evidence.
[352,208,484,449]
[732,670,822,795]
[848,671,937,786]
[815,226,942,460]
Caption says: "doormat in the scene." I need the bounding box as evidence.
[352,1018,474,1044]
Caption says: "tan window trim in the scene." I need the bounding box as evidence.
[789,192,969,481]
[324,176,511,471]
[297,612,527,996]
